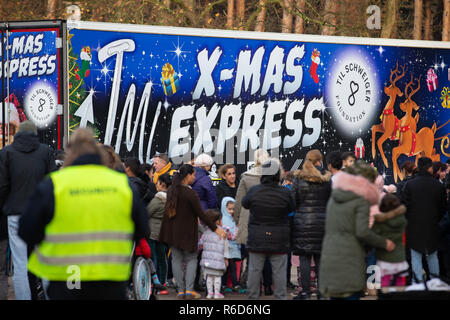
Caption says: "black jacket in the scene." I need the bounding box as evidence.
[395,174,415,202]
[291,167,332,255]
[242,176,295,253]
[128,176,150,206]
[18,154,150,248]
[215,179,238,208]
[0,132,56,216]
[401,171,447,254]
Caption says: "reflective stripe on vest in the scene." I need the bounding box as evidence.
[34,249,131,265]
[44,232,133,243]
[28,165,134,282]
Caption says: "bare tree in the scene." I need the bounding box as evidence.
[322,0,337,35]
[424,0,432,40]
[255,0,267,32]
[47,0,57,19]
[444,0,450,41]
[413,0,423,39]
[294,0,305,33]
[236,0,245,30]
[227,0,234,29]
[282,0,294,33]
[381,0,399,38]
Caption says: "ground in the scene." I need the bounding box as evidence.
[7,267,377,300]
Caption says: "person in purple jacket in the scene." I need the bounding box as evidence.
[192,154,218,210]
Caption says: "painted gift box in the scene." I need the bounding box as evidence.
[354,138,365,159]
[426,68,438,92]
[441,87,450,109]
[161,63,180,97]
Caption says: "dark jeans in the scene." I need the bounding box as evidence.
[27,244,44,300]
[223,259,239,288]
[167,250,173,280]
[287,251,292,283]
[438,249,450,279]
[299,254,320,295]
[0,239,8,300]
[46,281,128,300]
[149,239,168,284]
[263,257,272,288]
[239,245,248,288]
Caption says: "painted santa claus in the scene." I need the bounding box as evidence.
[0,94,28,148]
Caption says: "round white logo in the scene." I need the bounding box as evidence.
[327,52,379,137]
[24,83,57,128]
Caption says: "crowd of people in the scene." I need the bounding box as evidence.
[0,122,449,300]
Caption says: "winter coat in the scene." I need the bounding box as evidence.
[242,177,295,254]
[128,176,150,206]
[234,166,263,245]
[0,131,56,216]
[152,162,177,184]
[159,184,217,253]
[319,172,387,298]
[221,197,241,259]
[401,171,447,254]
[216,179,238,207]
[372,205,407,263]
[291,166,331,255]
[200,228,226,271]
[147,191,166,241]
[395,174,415,202]
[192,167,217,210]
[18,154,150,248]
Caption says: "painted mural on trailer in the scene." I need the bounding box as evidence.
[68,26,450,184]
[0,28,60,149]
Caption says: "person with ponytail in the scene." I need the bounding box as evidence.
[159,164,226,300]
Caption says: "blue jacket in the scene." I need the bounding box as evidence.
[221,197,241,259]
[192,167,217,211]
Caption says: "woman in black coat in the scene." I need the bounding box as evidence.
[291,150,331,300]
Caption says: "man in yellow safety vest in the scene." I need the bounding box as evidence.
[18,128,150,300]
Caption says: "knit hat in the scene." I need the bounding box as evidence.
[194,153,214,167]
[17,121,37,135]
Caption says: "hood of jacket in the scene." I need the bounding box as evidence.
[11,131,40,153]
[155,191,167,203]
[295,165,332,183]
[193,166,209,184]
[221,196,236,233]
[331,171,380,205]
[374,204,406,223]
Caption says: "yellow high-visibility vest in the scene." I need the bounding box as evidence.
[28,165,134,281]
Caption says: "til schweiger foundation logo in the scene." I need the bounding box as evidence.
[24,83,57,128]
[327,53,379,137]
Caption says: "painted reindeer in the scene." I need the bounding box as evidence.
[372,62,406,168]
[392,74,439,182]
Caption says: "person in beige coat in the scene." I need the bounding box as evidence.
[234,149,270,291]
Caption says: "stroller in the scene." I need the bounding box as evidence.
[128,239,161,300]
